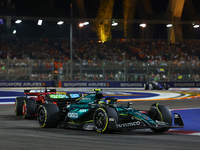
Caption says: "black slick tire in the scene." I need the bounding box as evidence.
[148,104,172,133]
[22,99,36,119]
[93,107,118,133]
[37,104,60,128]
[15,97,26,116]
[144,83,149,90]
[165,84,170,90]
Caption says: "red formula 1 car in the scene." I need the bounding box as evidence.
[15,88,82,119]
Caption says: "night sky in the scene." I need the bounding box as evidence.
[15,0,200,18]
[3,0,200,39]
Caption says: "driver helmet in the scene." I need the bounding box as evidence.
[99,100,108,106]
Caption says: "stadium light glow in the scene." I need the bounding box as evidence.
[166,24,173,27]
[79,23,84,27]
[82,22,89,25]
[37,20,43,25]
[15,20,22,24]
[57,21,64,25]
[79,22,89,41]
[13,30,16,34]
[139,23,146,28]
[79,22,89,27]
[193,25,199,28]
[112,22,118,26]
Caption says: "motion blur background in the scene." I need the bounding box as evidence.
[0,0,200,83]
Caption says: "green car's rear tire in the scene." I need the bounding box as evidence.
[37,104,60,128]
[148,103,172,133]
[15,97,26,116]
[22,99,36,119]
[93,107,118,133]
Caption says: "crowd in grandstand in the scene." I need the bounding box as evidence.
[0,38,200,62]
[0,38,200,81]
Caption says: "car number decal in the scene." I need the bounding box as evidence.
[67,112,78,118]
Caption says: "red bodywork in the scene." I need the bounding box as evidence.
[24,90,57,104]
[23,89,58,117]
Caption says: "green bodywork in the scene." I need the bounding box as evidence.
[65,92,156,126]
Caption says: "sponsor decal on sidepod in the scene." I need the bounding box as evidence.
[117,121,140,128]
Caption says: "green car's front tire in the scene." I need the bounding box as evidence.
[148,103,172,133]
[93,107,118,133]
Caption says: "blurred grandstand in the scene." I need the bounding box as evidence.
[0,38,199,82]
[1,0,200,83]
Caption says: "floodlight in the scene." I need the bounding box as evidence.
[166,24,173,27]
[112,22,118,26]
[139,24,146,28]
[79,23,84,27]
[193,25,199,28]
[15,20,22,24]
[37,20,43,25]
[82,22,89,25]
[57,21,64,25]
[13,30,16,34]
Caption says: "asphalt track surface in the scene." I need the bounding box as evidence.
[1,90,200,149]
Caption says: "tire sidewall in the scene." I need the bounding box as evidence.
[93,107,118,133]
[93,108,109,133]
[22,100,27,118]
[165,84,170,90]
[37,104,60,128]
[22,99,36,119]
[15,97,26,116]
[157,105,172,124]
[148,104,172,132]
[144,83,149,90]
[37,105,48,127]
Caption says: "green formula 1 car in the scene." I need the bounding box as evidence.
[37,89,184,133]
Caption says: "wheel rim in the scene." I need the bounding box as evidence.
[22,102,27,117]
[38,108,46,126]
[94,111,107,131]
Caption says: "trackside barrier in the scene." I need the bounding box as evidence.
[0,81,55,87]
[61,81,200,88]
[0,81,200,88]
[61,81,144,88]
[160,82,200,88]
